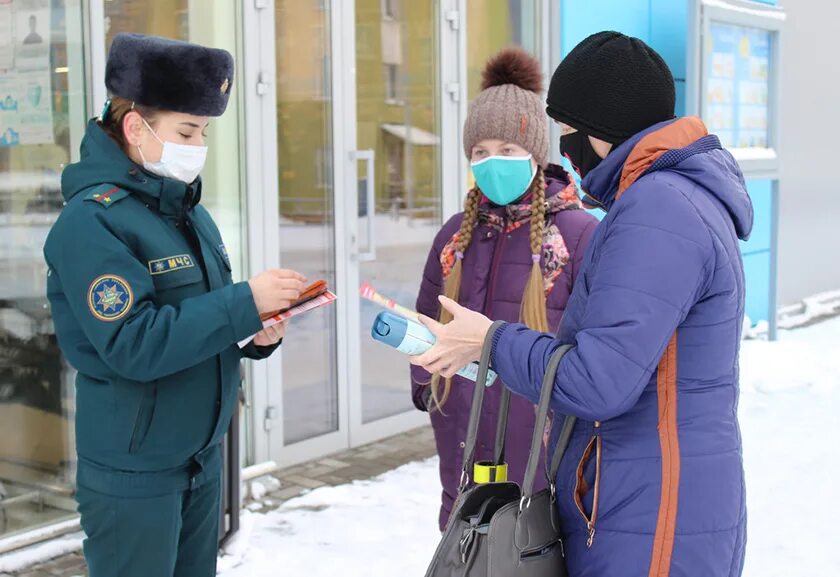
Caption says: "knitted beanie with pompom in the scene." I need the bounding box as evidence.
[463,48,548,167]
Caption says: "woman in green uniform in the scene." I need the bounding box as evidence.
[43,33,303,577]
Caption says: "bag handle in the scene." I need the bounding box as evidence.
[498,380,575,495]
[547,412,577,488]
[521,344,575,504]
[493,387,511,467]
[459,320,506,490]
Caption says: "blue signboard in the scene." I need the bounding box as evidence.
[704,22,771,150]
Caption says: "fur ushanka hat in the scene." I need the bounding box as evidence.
[105,33,234,117]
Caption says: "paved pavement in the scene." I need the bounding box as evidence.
[2,426,437,577]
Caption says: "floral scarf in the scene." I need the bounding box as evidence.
[441,181,583,296]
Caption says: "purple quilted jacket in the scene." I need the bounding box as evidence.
[411,164,598,531]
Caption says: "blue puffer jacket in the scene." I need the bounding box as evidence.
[491,117,753,577]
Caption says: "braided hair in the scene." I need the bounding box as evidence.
[522,167,549,332]
[429,167,548,412]
[428,186,482,411]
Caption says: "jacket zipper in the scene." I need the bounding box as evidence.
[177,185,222,434]
[588,421,602,547]
[574,420,602,548]
[482,219,508,319]
[470,221,507,462]
[177,185,211,290]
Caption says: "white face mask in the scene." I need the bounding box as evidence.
[137,117,208,184]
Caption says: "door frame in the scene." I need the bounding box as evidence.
[242,0,350,468]
[243,0,439,466]
[335,0,464,448]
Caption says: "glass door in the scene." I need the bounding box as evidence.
[343,0,444,443]
[255,0,546,459]
[237,0,347,469]
[273,0,341,449]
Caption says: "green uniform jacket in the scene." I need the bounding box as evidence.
[44,119,274,496]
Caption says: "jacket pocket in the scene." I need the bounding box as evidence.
[128,383,158,453]
[150,264,204,291]
[573,426,602,548]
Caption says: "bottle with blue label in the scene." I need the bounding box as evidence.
[371,311,498,387]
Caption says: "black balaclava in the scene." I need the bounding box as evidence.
[560,131,603,179]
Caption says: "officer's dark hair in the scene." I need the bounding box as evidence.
[99,96,160,155]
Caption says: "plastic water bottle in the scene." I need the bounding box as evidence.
[371,311,498,387]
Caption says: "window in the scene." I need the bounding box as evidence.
[0,0,86,539]
[382,0,399,20]
[384,63,400,102]
[384,138,405,210]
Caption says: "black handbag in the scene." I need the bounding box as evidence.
[425,321,576,577]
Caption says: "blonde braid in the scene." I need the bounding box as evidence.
[521,167,549,332]
[458,187,482,249]
[441,187,481,322]
[430,187,482,412]
[528,168,546,258]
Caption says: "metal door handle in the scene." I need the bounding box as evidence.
[350,149,376,262]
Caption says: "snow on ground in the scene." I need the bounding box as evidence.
[218,458,441,576]
[738,317,840,575]
[218,316,840,577]
[0,532,83,573]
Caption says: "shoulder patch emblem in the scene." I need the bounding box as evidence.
[88,275,133,322]
[148,254,195,275]
[84,185,129,208]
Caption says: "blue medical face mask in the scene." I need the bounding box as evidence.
[470,155,536,206]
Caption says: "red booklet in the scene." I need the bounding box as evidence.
[238,280,337,347]
[259,279,330,321]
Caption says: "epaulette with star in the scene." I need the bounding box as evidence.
[84,184,130,208]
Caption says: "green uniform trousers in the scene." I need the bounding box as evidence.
[76,477,221,577]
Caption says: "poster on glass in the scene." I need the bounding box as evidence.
[0,0,54,147]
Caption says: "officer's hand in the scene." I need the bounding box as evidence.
[249,269,307,314]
